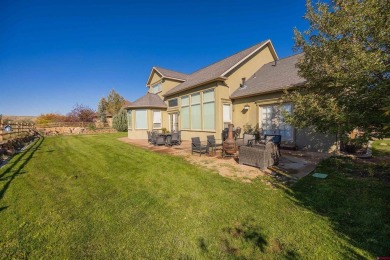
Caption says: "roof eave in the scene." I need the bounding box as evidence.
[230,82,307,100]
[126,105,167,109]
[162,76,186,82]
[163,77,227,97]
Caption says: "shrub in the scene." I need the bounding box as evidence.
[112,109,128,132]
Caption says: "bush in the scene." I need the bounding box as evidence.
[112,109,128,132]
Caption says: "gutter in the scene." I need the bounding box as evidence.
[163,77,227,97]
[229,82,307,100]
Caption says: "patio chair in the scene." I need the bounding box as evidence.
[147,131,153,144]
[191,137,209,156]
[150,131,157,145]
[170,131,181,146]
[207,135,222,153]
[155,133,166,146]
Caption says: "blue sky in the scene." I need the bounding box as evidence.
[0,0,308,116]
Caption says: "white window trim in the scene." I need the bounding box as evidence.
[223,103,232,129]
[151,83,162,94]
[181,95,190,129]
[153,110,162,129]
[190,92,202,130]
[135,109,148,130]
[202,89,215,131]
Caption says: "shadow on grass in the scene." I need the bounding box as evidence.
[217,218,298,258]
[0,137,44,206]
[286,156,390,258]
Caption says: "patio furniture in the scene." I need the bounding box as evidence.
[264,134,282,156]
[239,142,279,170]
[235,133,256,147]
[147,131,153,144]
[191,137,209,156]
[151,132,166,146]
[169,131,181,146]
[207,135,222,153]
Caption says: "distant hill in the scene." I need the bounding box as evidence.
[2,115,37,122]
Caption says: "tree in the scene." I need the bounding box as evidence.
[284,0,390,144]
[106,89,125,115]
[97,97,108,122]
[36,113,67,124]
[67,104,95,122]
[112,108,128,132]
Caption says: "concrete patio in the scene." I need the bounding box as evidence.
[119,137,331,184]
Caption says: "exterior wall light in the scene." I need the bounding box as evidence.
[243,104,250,110]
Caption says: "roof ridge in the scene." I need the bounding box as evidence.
[188,40,269,75]
[154,66,189,75]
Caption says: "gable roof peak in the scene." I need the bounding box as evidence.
[146,66,189,86]
[164,39,278,96]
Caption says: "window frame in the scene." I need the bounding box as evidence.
[152,110,162,129]
[202,89,215,131]
[181,95,190,129]
[135,109,148,130]
[190,92,202,130]
[151,83,162,94]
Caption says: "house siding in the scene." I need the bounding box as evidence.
[225,44,275,95]
[232,91,337,152]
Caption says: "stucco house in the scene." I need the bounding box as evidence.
[124,39,335,152]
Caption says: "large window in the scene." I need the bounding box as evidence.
[181,96,190,129]
[180,89,215,131]
[151,83,161,94]
[153,110,161,129]
[260,103,293,142]
[223,104,232,129]
[191,93,201,130]
[203,89,215,130]
[135,109,147,129]
[127,110,132,130]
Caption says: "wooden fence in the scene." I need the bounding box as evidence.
[0,120,36,143]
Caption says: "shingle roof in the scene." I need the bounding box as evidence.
[126,93,167,109]
[164,40,272,96]
[154,66,188,81]
[230,53,306,99]
[122,100,133,108]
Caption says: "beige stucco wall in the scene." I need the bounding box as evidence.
[232,92,282,132]
[232,91,337,152]
[148,71,183,99]
[127,108,167,139]
[225,44,276,95]
[149,72,162,86]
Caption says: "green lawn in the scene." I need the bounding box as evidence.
[0,133,388,258]
[372,138,390,156]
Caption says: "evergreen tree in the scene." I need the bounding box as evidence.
[112,108,128,132]
[97,97,108,123]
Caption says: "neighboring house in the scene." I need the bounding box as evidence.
[124,39,336,152]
